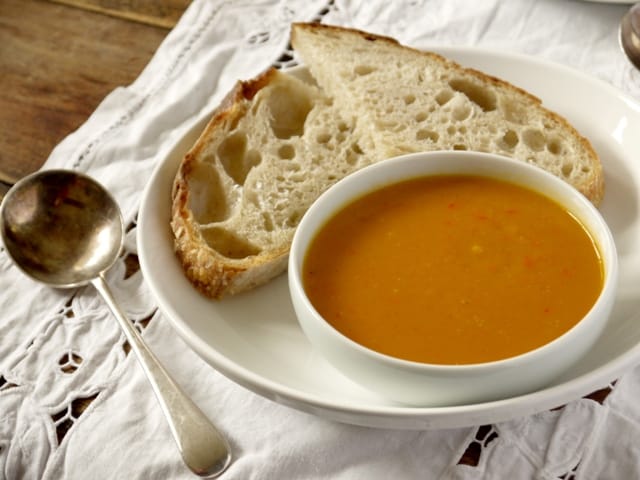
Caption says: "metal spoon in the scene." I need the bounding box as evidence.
[0,169,231,478]
[620,3,640,70]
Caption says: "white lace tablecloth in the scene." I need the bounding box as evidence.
[2,0,640,478]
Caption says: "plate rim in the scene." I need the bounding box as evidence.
[138,46,640,429]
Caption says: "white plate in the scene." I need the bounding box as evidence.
[138,47,640,429]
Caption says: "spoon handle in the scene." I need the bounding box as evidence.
[92,275,232,478]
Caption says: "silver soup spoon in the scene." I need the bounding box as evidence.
[0,169,231,478]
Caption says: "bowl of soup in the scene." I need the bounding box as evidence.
[288,151,618,406]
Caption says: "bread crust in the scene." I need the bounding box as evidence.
[171,68,290,298]
[291,23,603,204]
[172,24,604,300]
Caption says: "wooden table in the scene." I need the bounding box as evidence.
[0,0,191,200]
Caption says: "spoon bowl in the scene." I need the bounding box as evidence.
[1,170,123,287]
[1,169,232,477]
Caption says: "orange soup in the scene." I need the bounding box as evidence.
[302,175,603,365]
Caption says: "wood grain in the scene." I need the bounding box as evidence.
[0,0,187,199]
[49,0,191,28]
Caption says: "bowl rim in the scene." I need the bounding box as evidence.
[288,150,619,373]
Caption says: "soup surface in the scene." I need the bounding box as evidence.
[303,175,603,365]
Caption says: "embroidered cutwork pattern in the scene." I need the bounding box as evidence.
[58,351,83,374]
[51,393,100,445]
[123,253,140,280]
[122,309,158,356]
[458,424,499,467]
[123,218,140,280]
[559,464,579,480]
[57,296,76,318]
[272,0,336,70]
[0,376,17,391]
[247,31,271,45]
[583,381,616,405]
[273,48,297,70]
[457,381,618,470]
[118,215,157,356]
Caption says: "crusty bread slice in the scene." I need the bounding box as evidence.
[172,24,603,299]
[171,68,371,298]
[290,23,603,204]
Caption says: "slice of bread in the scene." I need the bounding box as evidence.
[290,23,602,204]
[171,68,372,298]
[172,24,603,299]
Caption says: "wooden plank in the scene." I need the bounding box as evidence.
[0,0,175,191]
[49,0,191,29]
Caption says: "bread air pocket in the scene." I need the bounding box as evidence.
[171,68,367,299]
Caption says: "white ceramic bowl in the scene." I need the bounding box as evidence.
[288,151,618,406]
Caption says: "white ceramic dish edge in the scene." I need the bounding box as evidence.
[289,151,618,406]
[138,47,640,429]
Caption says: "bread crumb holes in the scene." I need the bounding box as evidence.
[202,226,261,259]
[562,163,574,176]
[547,139,563,155]
[316,132,331,145]
[416,130,439,142]
[415,112,428,122]
[278,144,296,159]
[435,90,453,106]
[501,130,519,150]
[522,129,545,152]
[448,78,497,112]
[354,65,375,76]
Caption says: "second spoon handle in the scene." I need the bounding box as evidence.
[92,274,231,478]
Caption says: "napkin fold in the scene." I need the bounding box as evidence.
[2,1,640,479]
